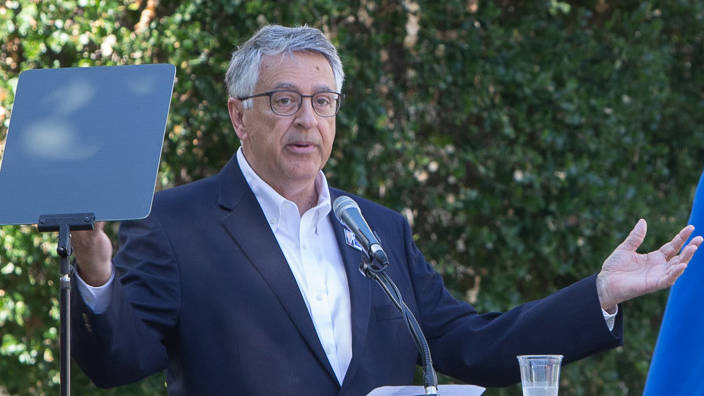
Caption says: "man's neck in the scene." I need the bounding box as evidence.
[276,182,319,215]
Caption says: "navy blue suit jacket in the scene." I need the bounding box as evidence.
[71,155,623,395]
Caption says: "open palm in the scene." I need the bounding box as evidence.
[597,219,703,311]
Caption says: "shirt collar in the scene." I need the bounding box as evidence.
[236,147,332,232]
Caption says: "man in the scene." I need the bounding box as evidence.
[70,25,702,395]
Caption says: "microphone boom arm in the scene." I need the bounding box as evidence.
[359,253,439,396]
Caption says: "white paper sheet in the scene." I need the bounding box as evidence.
[366,384,486,396]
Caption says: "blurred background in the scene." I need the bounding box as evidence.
[1,0,703,394]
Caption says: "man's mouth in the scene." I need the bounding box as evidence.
[287,141,317,153]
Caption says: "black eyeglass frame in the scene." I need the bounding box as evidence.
[237,90,344,117]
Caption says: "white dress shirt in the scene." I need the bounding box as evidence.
[236,148,353,384]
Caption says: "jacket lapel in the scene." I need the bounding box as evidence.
[217,157,338,381]
[330,191,373,388]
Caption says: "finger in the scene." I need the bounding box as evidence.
[71,222,108,246]
[688,234,704,249]
[73,221,106,235]
[94,221,106,232]
[662,263,688,288]
[619,218,647,252]
[659,225,695,259]
[675,240,701,265]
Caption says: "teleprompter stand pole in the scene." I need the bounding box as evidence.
[37,213,96,396]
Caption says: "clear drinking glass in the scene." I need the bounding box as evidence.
[516,355,563,396]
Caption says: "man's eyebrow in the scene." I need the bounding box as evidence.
[271,82,335,92]
[314,84,335,92]
[272,82,298,91]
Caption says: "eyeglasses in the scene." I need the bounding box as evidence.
[237,90,344,117]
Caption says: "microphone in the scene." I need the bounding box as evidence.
[333,195,438,395]
[333,196,389,267]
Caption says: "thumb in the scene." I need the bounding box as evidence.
[94,221,107,232]
[618,218,647,252]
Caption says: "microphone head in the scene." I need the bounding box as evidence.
[333,196,359,223]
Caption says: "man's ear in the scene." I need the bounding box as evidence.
[228,97,248,141]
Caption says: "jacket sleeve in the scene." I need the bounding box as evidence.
[398,214,624,387]
[71,212,179,388]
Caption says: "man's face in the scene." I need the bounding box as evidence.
[229,52,337,195]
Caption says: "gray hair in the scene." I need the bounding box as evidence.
[225,25,345,107]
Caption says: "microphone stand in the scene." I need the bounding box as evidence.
[359,250,438,396]
[37,213,96,396]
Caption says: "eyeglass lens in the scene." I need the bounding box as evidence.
[270,91,340,117]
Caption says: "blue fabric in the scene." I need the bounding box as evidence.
[644,167,704,395]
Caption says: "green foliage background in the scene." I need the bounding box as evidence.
[1,0,703,394]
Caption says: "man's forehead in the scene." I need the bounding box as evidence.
[260,51,330,70]
[258,52,335,90]
[268,81,334,92]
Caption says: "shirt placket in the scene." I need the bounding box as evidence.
[300,211,342,383]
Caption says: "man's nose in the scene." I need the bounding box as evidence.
[294,97,319,129]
